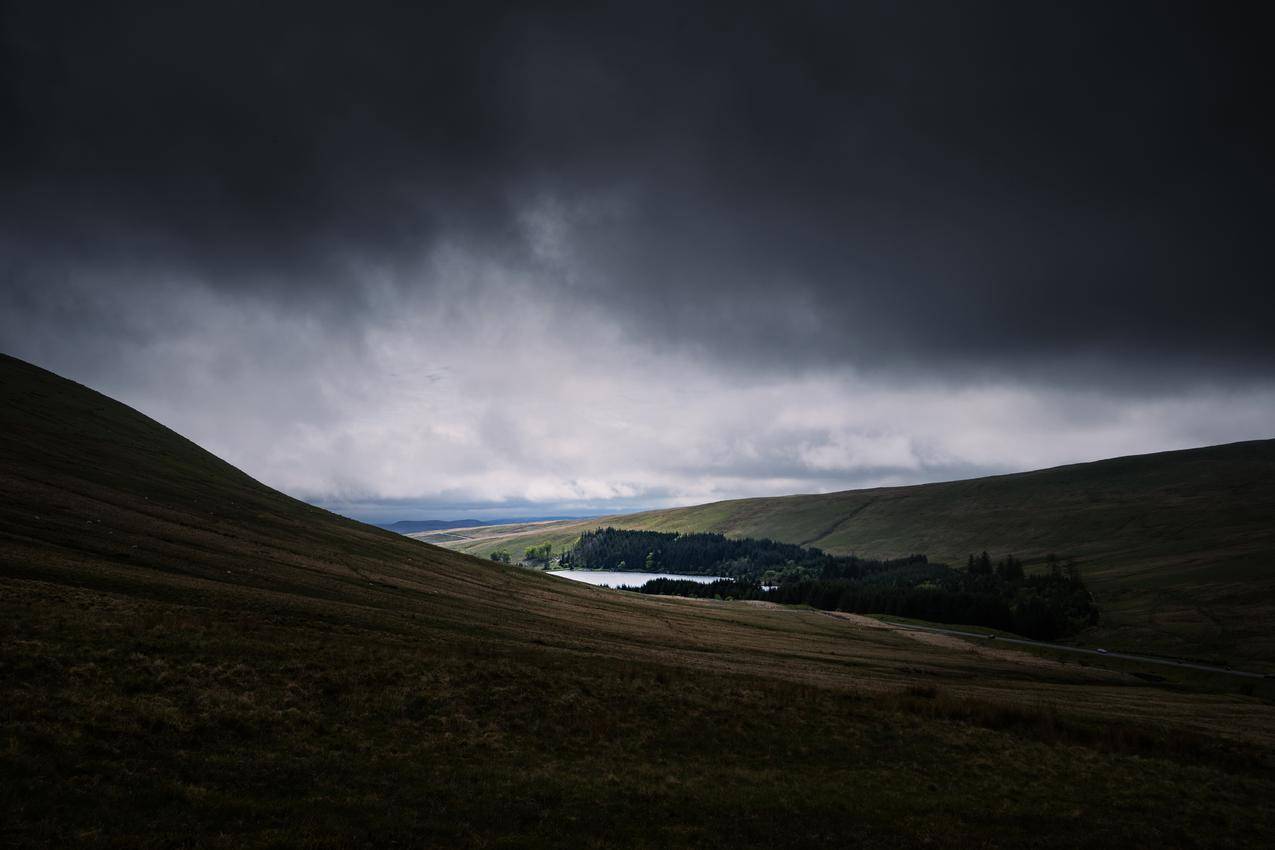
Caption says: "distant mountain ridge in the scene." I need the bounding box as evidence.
[379,516,597,534]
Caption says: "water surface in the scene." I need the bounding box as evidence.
[549,570,725,588]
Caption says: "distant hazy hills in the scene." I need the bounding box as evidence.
[424,439,1275,663]
[378,517,596,534]
[3,344,1272,664]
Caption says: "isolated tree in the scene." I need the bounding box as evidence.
[524,543,552,564]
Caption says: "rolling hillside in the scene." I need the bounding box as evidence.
[3,352,1275,848]
[422,441,1275,663]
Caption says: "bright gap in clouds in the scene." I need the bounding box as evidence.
[7,249,1272,525]
[3,2,1273,524]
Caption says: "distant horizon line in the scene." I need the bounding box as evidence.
[317,435,1275,527]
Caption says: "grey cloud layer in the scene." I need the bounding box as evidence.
[5,1,1271,374]
[2,2,1272,518]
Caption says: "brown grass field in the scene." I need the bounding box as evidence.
[3,353,1275,848]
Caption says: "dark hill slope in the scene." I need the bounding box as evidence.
[615,440,1275,564]
[429,441,1275,662]
[3,353,1274,848]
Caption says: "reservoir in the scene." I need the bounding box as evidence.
[549,570,726,588]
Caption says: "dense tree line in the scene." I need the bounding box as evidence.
[755,554,1097,640]
[574,528,1099,640]
[558,527,924,583]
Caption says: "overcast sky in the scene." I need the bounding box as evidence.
[2,2,1272,522]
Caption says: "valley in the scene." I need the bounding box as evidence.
[3,354,1274,848]
[418,440,1275,665]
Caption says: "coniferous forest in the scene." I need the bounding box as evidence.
[558,527,920,581]
[563,529,1097,640]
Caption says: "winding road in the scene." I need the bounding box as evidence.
[877,620,1269,679]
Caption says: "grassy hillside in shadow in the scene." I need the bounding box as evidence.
[3,353,1274,848]
[425,440,1275,663]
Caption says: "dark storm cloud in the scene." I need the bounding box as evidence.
[2,0,1272,376]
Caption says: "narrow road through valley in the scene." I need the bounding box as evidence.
[877,620,1268,679]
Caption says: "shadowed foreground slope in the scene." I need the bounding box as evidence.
[425,440,1275,663]
[3,353,1274,848]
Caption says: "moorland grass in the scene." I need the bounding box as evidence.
[3,353,1275,847]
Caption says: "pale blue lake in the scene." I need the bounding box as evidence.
[549,570,726,588]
